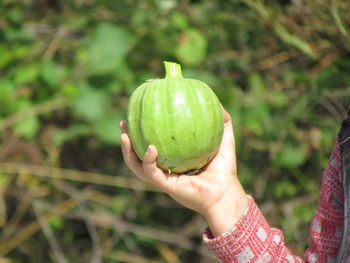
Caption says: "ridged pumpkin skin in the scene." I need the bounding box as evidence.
[127,62,224,173]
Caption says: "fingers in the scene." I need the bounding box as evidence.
[120,120,128,133]
[143,145,157,164]
[120,122,144,177]
[219,107,234,142]
[220,107,234,141]
[221,106,231,123]
[142,145,168,189]
[120,121,169,188]
[206,107,236,174]
[222,117,234,144]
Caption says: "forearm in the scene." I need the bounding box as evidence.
[203,182,248,237]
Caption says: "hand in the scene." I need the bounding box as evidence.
[120,108,248,237]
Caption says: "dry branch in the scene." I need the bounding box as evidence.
[32,201,69,263]
[0,163,160,192]
[66,210,215,260]
[0,98,72,132]
[0,189,92,256]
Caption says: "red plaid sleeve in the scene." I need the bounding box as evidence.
[203,196,304,262]
[305,138,343,262]
[203,137,343,263]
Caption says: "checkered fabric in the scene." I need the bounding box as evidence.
[203,137,343,263]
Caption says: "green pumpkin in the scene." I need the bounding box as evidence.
[127,61,224,174]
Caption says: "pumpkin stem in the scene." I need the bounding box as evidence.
[164,61,183,79]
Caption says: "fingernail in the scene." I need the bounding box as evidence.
[146,145,152,152]
[119,120,123,128]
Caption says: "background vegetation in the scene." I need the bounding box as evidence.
[0,0,350,262]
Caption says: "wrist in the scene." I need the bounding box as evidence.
[203,186,248,237]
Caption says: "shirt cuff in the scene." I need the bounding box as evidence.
[202,195,274,261]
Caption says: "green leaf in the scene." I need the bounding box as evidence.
[87,23,134,74]
[53,124,91,146]
[287,95,309,120]
[13,115,40,140]
[61,83,78,98]
[114,62,135,94]
[269,92,289,108]
[50,216,63,229]
[73,87,109,121]
[0,45,14,67]
[274,24,317,59]
[0,173,8,188]
[242,78,270,136]
[131,11,148,27]
[94,114,123,145]
[13,64,39,85]
[0,79,14,102]
[11,100,39,140]
[176,29,207,66]
[275,145,307,168]
[112,196,128,214]
[183,69,218,87]
[293,203,315,222]
[171,11,188,30]
[248,73,266,94]
[41,60,67,87]
[273,179,298,198]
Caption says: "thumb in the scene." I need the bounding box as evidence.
[142,145,168,189]
[206,112,236,173]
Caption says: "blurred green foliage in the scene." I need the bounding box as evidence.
[0,0,350,262]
